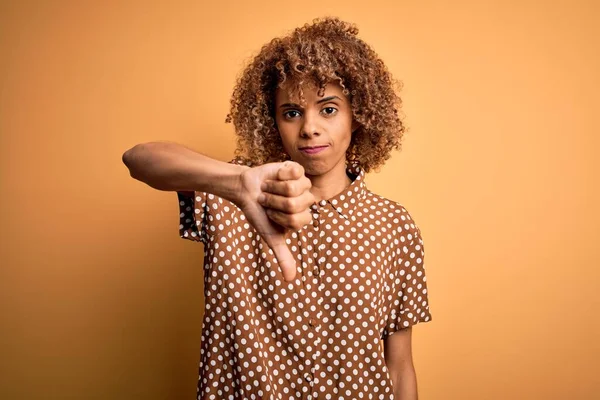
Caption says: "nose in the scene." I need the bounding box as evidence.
[300,111,321,138]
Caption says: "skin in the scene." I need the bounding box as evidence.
[384,328,419,399]
[274,80,357,201]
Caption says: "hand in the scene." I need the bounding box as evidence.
[236,161,314,281]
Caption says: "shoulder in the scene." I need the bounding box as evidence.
[363,190,422,241]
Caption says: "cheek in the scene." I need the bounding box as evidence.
[277,126,295,149]
[339,119,353,147]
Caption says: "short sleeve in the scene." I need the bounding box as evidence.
[382,222,432,338]
[177,191,210,245]
[175,156,253,246]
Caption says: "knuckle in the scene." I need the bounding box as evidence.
[285,182,296,195]
[283,198,295,212]
[284,215,295,228]
[292,200,304,213]
[262,194,271,207]
[303,177,312,190]
[304,194,315,207]
[289,215,303,230]
[294,219,306,230]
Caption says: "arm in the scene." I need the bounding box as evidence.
[122,141,249,204]
[122,141,314,281]
[384,327,418,400]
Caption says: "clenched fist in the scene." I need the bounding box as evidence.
[235,161,315,281]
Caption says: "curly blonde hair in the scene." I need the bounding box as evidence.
[225,17,406,173]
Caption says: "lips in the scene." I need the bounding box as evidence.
[299,145,329,155]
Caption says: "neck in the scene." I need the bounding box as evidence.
[307,160,352,202]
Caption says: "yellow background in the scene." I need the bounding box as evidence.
[1,1,599,399]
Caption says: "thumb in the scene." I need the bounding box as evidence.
[261,160,304,182]
[263,232,297,282]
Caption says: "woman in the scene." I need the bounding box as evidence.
[123,17,431,400]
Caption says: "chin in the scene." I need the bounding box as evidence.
[297,160,330,177]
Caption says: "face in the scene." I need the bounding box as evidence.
[274,80,359,177]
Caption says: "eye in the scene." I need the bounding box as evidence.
[283,110,301,119]
[322,107,338,116]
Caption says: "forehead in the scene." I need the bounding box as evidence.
[275,80,346,104]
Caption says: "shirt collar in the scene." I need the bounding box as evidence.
[312,161,367,219]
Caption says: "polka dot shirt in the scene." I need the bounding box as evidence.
[177,160,432,400]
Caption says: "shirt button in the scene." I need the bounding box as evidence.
[312,220,318,228]
[309,318,315,326]
[304,372,313,382]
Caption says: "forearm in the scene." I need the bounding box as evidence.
[390,365,418,400]
[122,141,248,203]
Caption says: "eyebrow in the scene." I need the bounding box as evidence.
[279,95,342,108]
